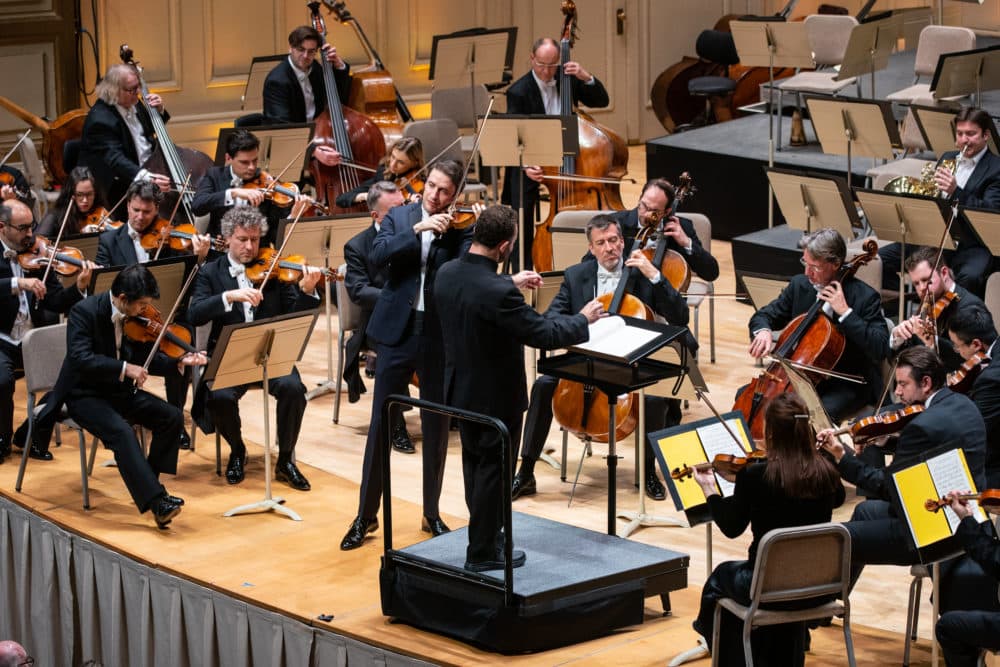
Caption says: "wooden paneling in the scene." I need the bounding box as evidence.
[99,0,178,87]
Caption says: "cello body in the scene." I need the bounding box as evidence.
[0,96,86,185]
[348,71,404,146]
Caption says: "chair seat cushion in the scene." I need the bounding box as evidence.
[689,76,736,97]
[779,71,856,94]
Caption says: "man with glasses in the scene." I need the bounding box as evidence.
[745,227,890,421]
[0,201,94,463]
[0,639,31,666]
[263,25,351,126]
[78,64,172,213]
[500,37,609,269]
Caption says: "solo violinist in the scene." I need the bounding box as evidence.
[37,166,109,238]
[745,228,889,421]
[889,245,986,371]
[948,303,1000,486]
[0,200,95,463]
[78,64,173,210]
[510,214,691,503]
[187,207,322,491]
[500,37,609,269]
[335,136,424,209]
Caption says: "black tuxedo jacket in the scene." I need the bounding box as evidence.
[366,202,473,346]
[970,356,1000,476]
[0,257,83,334]
[262,59,351,125]
[504,70,610,117]
[897,284,984,371]
[606,208,720,281]
[838,388,987,498]
[435,253,589,416]
[344,223,383,316]
[749,274,890,403]
[941,149,1000,249]
[186,253,320,355]
[191,166,287,243]
[95,223,185,268]
[78,99,165,206]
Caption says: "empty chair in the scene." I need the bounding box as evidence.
[17,138,59,217]
[687,30,741,126]
[886,25,976,104]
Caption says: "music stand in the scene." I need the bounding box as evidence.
[836,13,905,98]
[537,318,687,536]
[766,168,860,240]
[805,96,898,186]
[929,44,1000,105]
[911,104,1000,157]
[63,232,102,262]
[214,124,315,182]
[201,310,319,521]
[89,256,194,309]
[479,115,570,271]
[275,213,370,402]
[962,206,1000,258]
[241,54,285,111]
[854,188,954,321]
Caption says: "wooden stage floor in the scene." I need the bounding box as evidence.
[0,145,983,665]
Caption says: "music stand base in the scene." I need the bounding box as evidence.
[224,496,299,520]
[305,380,338,401]
[616,511,686,538]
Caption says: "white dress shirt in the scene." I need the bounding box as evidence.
[289,56,317,122]
[115,103,153,166]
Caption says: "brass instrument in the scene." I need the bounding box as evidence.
[883,158,957,197]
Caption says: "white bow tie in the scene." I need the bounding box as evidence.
[111,311,126,325]
[3,248,16,261]
[541,79,556,89]
[229,264,246,278]
[127,227,142,241]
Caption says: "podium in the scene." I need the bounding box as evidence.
[538,318,688,536]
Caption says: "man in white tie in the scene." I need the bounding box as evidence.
[78,64,173,211]
[500,37,610,269]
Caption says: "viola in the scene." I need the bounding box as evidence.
[924,489,1000,514]
[671,450,768,481]
[123,303,200,360]
[832,405,924,443]
[916,289,959,340]
[948,352,988,394]
[17,236,87,276]
[638,173,694,292]
[243,247,340,286]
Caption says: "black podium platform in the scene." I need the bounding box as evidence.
[380,512,689,654]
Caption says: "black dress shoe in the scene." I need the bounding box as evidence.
[645,473,666,501]
[340,515,379,550]
[178,430,192,450]
[226,450,246,485]
[421,516,450,536]
[364,354,376,378]
[150,495,183,529]
[511,472,537,500]
[391,425,415,454]
[275,460,311,491]
[465,549,526,572]
[27,444,53,461]
[165,494,185,506]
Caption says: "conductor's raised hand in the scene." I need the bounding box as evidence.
[512,270,543,290]
[579,298,606,324]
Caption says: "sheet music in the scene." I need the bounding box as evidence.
[569,315,660,359]
[696,419,748,497]
[927,450,984,531]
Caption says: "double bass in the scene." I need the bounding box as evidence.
[532,1,629,273]
[307,1,386,214]
[732,239,878,441]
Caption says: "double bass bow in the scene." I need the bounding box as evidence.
[307,1,386,214]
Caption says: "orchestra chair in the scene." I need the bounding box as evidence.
[333,264,362,425]
[189,322,223,477]
[62,138,81,174]
[712,523,856,667]
[403,119,487,201]
[985,272,1000,333]
[775,14,860,151]
[684,213,716,363]
[13,324,93,509]
[885,26,976,105]
[686,29,740,127]
[17,138,60,218]
[903,550,965,667]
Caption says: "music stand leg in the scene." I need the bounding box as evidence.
[306,278,337,401]
[899,232,907,325]
[567,438,592,507]
[224,352,300,521]
[606,395,618,536]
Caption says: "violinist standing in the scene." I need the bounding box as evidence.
[60,265,207,529]
[340,159,476,550]
[78,64,172,212]
[948,303,1000,487]
[500,37,609,269]
[187,207,321,491]
[746,228,889,421]
[889,246,985,372]
[510,214,691,502]
[817,346,987,591]
[0,200,94,463]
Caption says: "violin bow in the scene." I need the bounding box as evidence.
[153,174,192,261]
[138,261,204,377]
[34,200,76,307]
[0,130,32,169]
[261,142,329,214]
[256,202,310,294]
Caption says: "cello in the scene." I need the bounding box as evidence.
[324,0,412,146]
[732,239,878,441]
[307,1,386,214]
[532,1,629,273]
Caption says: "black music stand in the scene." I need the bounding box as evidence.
[929,44,1000,106]
[538,318,687,536]
[805,96,899,186]
[201,310,319,521]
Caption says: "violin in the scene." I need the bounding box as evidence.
[832,405,924,443]
[243,247,340,286]
[17,236,87,276]
[241,170,329,214]
[638,174,694,292]
[0,171,30,201]
[671,450,768,481]
[924,489,1000,514]
[948,352,988,394]
[123,303,200,360]
[80,207,122,233]
[138,219,226,253]
[394,168,424,202]
[916,289,959,341]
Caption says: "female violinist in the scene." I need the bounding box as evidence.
[38,166,113,237]
[334,136,424,208]
[686,394,845,665]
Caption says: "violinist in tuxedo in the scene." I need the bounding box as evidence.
[500,37,609,269]
[78,64,172,211]
[0,200,94,462]
[187,207,322,491]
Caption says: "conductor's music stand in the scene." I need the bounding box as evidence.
[214,124,315,182]
[929,44,1000,106]
[275,213,370,405]
[805,96,898,187]
[766,168,860,240]
[479,115,571,271]
[201,310,319,521]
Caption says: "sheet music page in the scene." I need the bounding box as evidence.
[926,450,985,530]
[569,315,660,359]
[696,419,749,497]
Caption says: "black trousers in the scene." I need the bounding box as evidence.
[66,390,182,512]
[937,610,1000,667]
[520,374,679,471]
[356,318,448,521]
[459,413,522,563]
[844,499,920,591]
[880,242,993,298]
[501,167,539,271]
[205,366,306,456]
[0,338,22,441]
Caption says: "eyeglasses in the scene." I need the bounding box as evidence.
[638,200,666,218]
[292,47,319,57]
[121,85,140,94]
[17,657,34,667]
[73,191,96,200]
[532,58,561,70]
[10,221,38,233]
[799,257,826,273]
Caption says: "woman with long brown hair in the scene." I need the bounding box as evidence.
[38,166,108,238]
[688,393,845,665]
[334,136,424,208]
